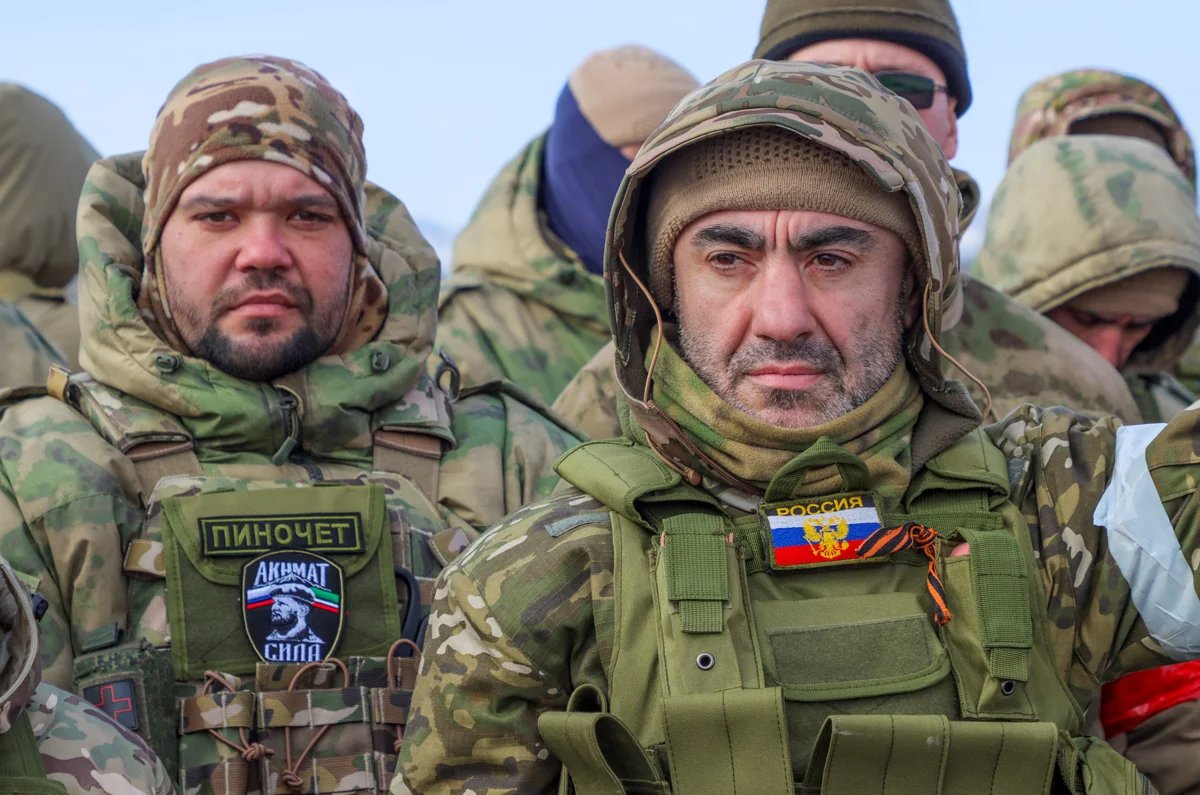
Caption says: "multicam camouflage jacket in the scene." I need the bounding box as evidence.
[399,62,1194,794]
[0,556,172,794]
[435,135,610,404]
[0,83,97,369]
[0,300,64,389]
[0,152,579,793]
[975,135,1200,423]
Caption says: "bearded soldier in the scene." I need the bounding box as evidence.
[0,555,172,794]
[977,134,1200,795]
[0,83,98,371]
[397,61,1198,795]
[553,0,1140,438]
[435,45,698,404]
[0,55,577,794]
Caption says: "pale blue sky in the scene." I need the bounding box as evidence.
[6,2,1197,259]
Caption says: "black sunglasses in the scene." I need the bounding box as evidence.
[873,71,949,110]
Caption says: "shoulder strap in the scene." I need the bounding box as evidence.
[53,370,201,503]
[373,429,444,503]
[555,438,683,524]
[0,712,68,793]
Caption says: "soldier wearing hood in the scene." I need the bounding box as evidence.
[396,61,1200,795]
[553,0,1140,438]
[1006,68,1200,411]
[976,134,1200,795]
[0,555,172,794]
[0,83,98,372]
[435,45,698,404]
[0,56,578,793]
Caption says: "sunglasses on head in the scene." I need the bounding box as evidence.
[873,71,949,110]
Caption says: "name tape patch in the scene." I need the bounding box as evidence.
[201,513,364,556]
[242,550,345,664]
[762,494,882,568]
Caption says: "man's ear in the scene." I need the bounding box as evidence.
[941,98,959,159]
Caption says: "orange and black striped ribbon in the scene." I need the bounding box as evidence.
[857,522,952,625]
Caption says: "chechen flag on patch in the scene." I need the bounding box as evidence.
[764,494,882,568]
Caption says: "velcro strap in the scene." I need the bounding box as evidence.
[258,687,370,728]
[262,753,375,794]
[661,513,729,634]
[663,688,792,795]
[122,539,166,578]
[369,688,412,726]
[804,715,1058,795]
[179,691,255,733]
[959,527,1032,682]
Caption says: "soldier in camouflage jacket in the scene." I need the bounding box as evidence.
[398,61,1199,795]
[0,55,578,795]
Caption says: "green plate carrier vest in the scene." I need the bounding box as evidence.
[47,372,463,795]
[544,430,1155,795]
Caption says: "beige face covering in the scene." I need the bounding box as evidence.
[138,54,388,357]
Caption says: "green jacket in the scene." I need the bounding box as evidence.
[0,557,172,794]
[399,62,1193,794]
[975,135,1200,423]
[0,152,579,792]
[436,135,610,404]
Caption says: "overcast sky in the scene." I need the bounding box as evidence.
[6,1,1197,261]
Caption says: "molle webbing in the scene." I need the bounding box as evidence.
[659,512,728,633]
[801,715,1058,795]
[0,713,68,794]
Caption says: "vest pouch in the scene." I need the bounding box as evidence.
[755,592,956,776]
[1055,733,1157,795]
[72,640,178,781]
[256,660,377,794]
[178,673,256,795]
[800,714,1059,794]
[160,482,400,679]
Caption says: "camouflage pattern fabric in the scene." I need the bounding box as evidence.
[397,61,1199,793]
[1007,68,1195,189]
[435,135,610,404]
[0,147,578,795]
[0,557,172,794]
[0,83,98,369]
[0,300,64,389]
[974,135,1200,422]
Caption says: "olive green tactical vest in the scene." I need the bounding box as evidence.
[52,372,451,795]
[544,431,1154,795]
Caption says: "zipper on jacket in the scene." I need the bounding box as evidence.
[271,389,302,465]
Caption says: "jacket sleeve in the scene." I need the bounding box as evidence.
[990,404,1200,708]
[398,492,613,795]
[0,398,142,689]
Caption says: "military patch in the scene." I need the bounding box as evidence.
[82,678,140,732]
[242,550,345,664]
[201,512,364,556]
[761,493,882,569]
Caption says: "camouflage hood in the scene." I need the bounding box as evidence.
[0,83,98,293]
[1008,68,1195,190]
[75,153,442,461]
[975,135,1200,375]
[606,60,974,475]
[446,135,606,328]
[0,558,39,735]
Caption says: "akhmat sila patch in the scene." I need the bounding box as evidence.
[242,550,344,664]
[761,493,882,568]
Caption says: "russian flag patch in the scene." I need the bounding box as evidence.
[761,493,883,569]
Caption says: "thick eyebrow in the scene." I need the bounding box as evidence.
[176,193,340,212]
[790,225,875,252]
[688,223,766,251]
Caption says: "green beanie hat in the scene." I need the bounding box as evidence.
[755,0,972,116]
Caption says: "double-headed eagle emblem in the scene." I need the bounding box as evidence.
[803,515,851,560]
